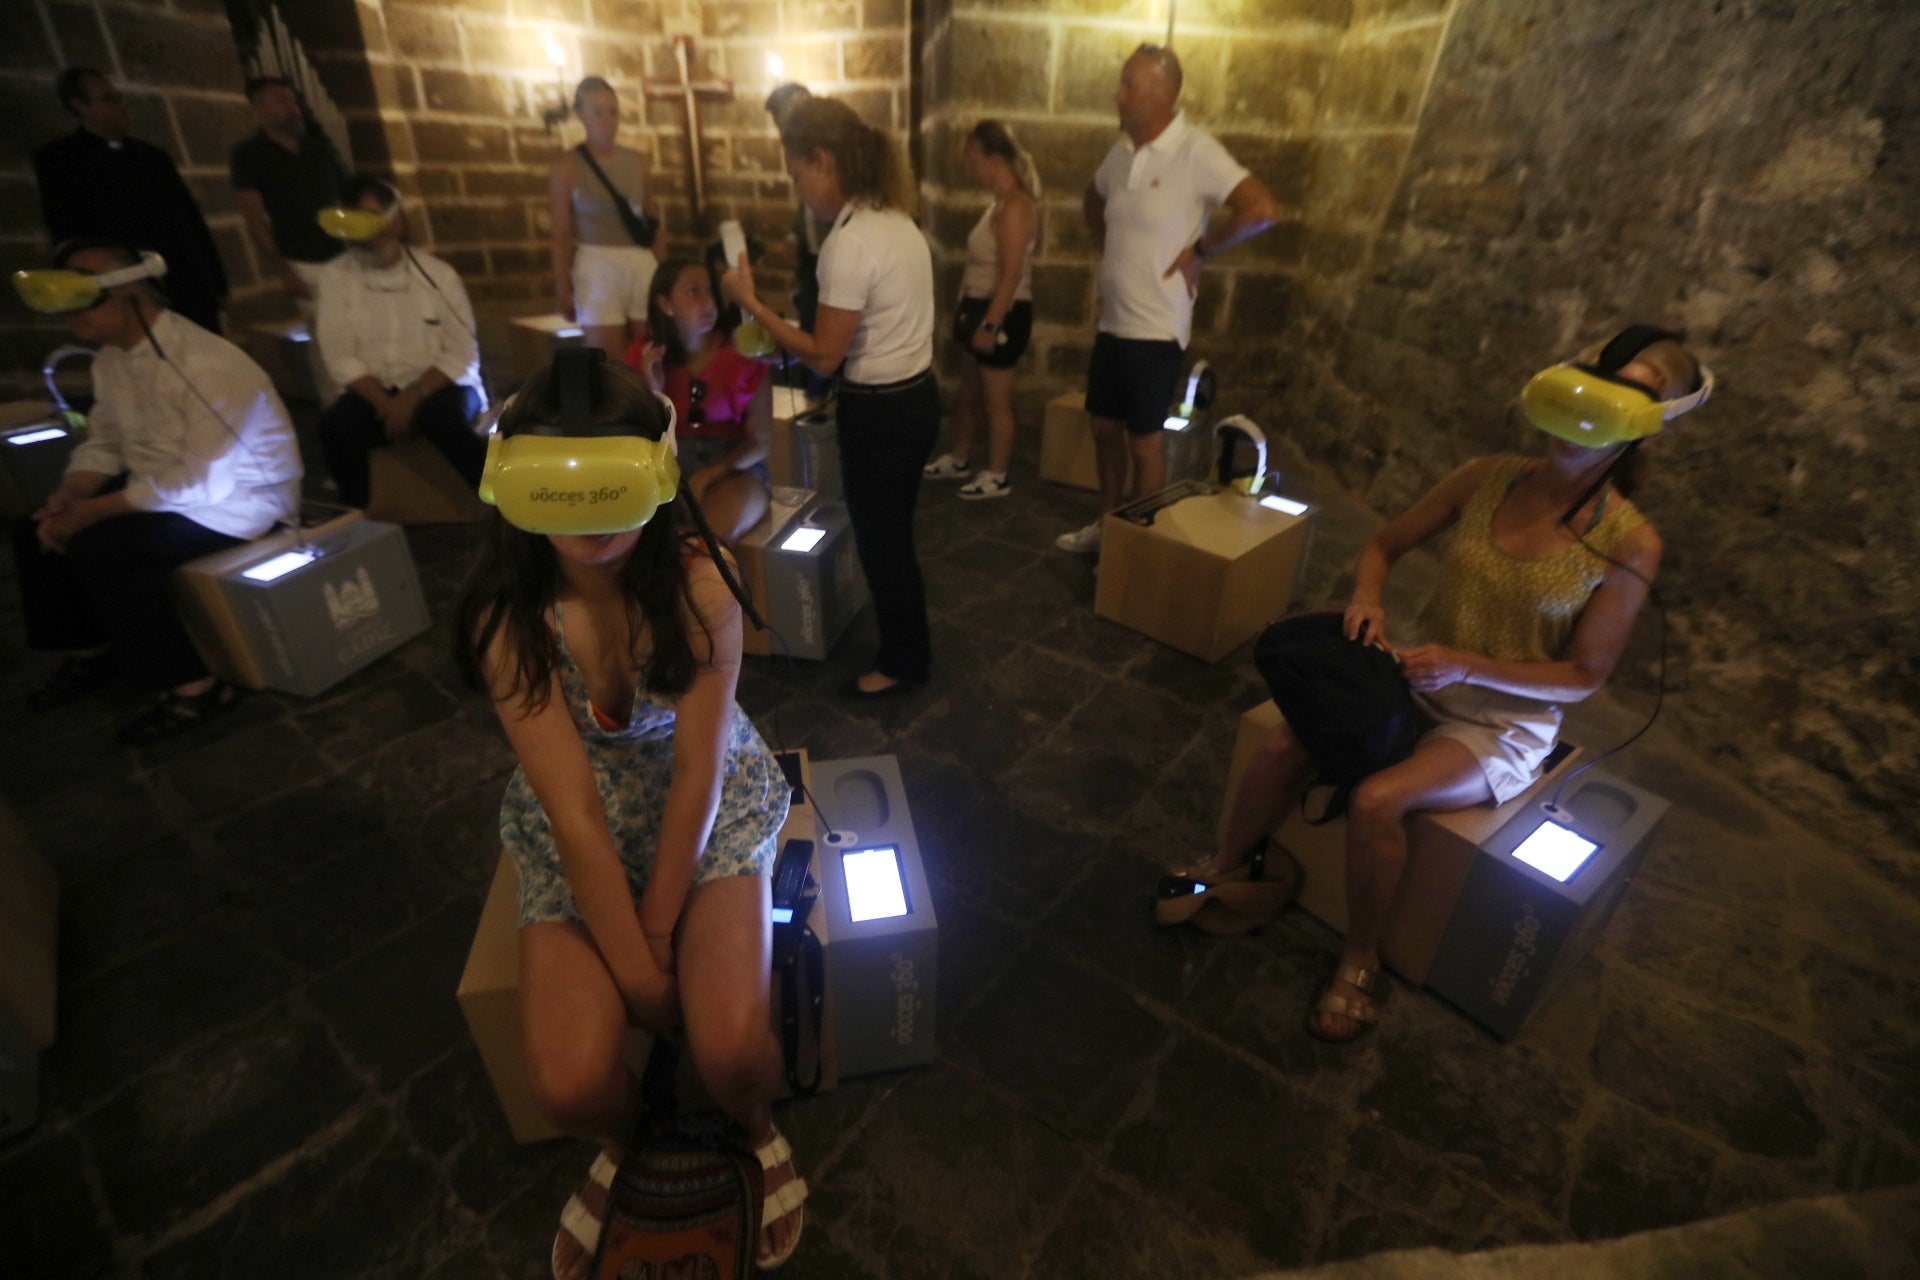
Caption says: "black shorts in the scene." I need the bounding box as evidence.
[952,297,1033,369]
[1084,331,1184,435]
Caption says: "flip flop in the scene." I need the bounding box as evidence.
[1154,845,1302,935]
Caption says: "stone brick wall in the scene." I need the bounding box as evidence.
[917,0,1454,423]
[0,0,258,397]
[1258,0,1920,859]
[349,0,911,349]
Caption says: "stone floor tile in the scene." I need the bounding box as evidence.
[482,1151,583,1280]
[1031,608,1157,675]
[925,884,1026,1026]
[1029,1166,1284,1279]
[80,1006,369,1239]
[141,1108,473,1280]
[1178,925,1358,1082]
[1337,1123,1526,1243]
[1359,999,1588,1210]
[205,777,395,888]
[45,923,302,1112]
[1797,941,1920,1083]
[343,708,518,821]
[807,1062,1090,1279]
[1033,848,1218,1007]
[902,642,1103,775]
[309,905,477,1089]
[1591,969,1823,1161]
[1320,1188,1460,1262]
[15,776,175,890]
[1060,677,1209,772]
[998,734,1161,835]
[402,1046,572,1220]
[1107,1034,1344,1267]
[293,668,458,766]
[0,1131,119,1280]
[949,945,1171,1142]
[244,835,430,976]
[1600,880,1806,1034]
[761,1225,885,1280]
[421,1244,511,1280]
[907,770,1108,926]
[59,834,224,985]
[160,718,329,819]
[1567,1098,1721,1240]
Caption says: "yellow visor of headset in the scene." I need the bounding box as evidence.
[1521,361,1715,448]
[11,250,168,315]
[479,394,683,535]
[316,205,398,242]
[1212,415,1268,496]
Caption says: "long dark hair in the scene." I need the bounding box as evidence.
[645,255,723,367]
[452,361,702,712]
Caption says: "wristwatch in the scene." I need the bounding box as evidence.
[977,319,999,333]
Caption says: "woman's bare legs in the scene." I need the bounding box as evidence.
[695,472,772,545]
[945,357,983,466]
[1316,737,1490,1038]
[1202,723,1314,876]
[677,873,801,1265]
[978,363,1017,477]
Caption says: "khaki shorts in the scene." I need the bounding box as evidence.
[1416,684,1564,805]
[572,242,659,326]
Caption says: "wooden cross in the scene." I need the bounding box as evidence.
[643,36,734,226]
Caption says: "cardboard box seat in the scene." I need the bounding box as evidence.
[1095,482,1313,663]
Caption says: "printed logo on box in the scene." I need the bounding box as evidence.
[888,951,922,1046]
[323,567,382,631]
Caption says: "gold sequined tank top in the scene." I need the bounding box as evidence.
[1416,455,1645,664]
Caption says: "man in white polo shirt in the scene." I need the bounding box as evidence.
[1056,44,1279,554]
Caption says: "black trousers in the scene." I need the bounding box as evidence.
[10,495,243,690]
[837,371,939,683]
[320,383,485,509]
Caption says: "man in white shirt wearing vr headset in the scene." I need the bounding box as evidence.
[313,175,488,509]
[8,241,302,741]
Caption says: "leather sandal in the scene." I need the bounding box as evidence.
[1306,962,1389,1045]
[754,1126,808,1271]
[1154,845,1302,936]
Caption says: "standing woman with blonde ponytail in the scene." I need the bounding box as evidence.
[923,120,1039,500]
[550,77,661,359]
[722,97,937,698]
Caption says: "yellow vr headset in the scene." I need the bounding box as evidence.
[479,348,682,535]
[316,203,399,243]
[1522,324,1714,448]
[11,249,168,315]
[1213,415,1269,496]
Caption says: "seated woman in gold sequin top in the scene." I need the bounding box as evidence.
[1195,331,1704,1044]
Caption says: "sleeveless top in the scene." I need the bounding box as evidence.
[1417,455,1647,664]
[570,147,648,247]
[958,199,1035,301]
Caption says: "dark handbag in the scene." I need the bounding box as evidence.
[574,144,658,249]
[769,837,826,1098]
[589,1038,762,1280]
[1252,612,1433,823]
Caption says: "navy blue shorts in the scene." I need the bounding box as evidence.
[1084,331,1184,435]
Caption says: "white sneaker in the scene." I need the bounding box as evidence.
[957,471,1011,500]
[1054,519,1103,554]
[923,453,970,480]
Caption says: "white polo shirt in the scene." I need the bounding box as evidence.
[1093,113,1249,347]
[314,248,486,403]
[66,309,303,539]
[815,203,935,385]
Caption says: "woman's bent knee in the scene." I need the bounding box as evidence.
[527,1042,629,1132]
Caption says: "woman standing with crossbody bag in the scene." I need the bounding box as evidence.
[549,76,662,359]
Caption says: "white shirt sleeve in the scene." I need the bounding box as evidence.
[1093,143,1121,199]
[314,264,371,391]
[123,346,284,514]
[65,355,126,477]
[815,216,874,314]
[1190,132,1251,208]
[427,259,479,389]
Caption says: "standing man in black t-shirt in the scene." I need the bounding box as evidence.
[230,77,347,316]
[33,67,228,334]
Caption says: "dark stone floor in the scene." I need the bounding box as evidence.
[3,432,1917,1279]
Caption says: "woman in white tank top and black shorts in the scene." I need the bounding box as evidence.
[722,97,938,699]
[549,76,660,358]
[923,120,1038,500]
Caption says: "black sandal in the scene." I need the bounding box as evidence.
[116,681,241,744]
[1154,846,1303,935]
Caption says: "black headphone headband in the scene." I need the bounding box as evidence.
[1593,324,1683,376]
[501,348,670,441]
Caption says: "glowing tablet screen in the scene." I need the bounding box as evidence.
[780,526,827,553]
[1162,415,1191,433]
[7,427,67,445]
[843,846,909,922]
[554,327,584,339]
[771,906,793,925]
[1510,821,1599,883]
[1259,494,1308,516]
[241,548,319,582]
